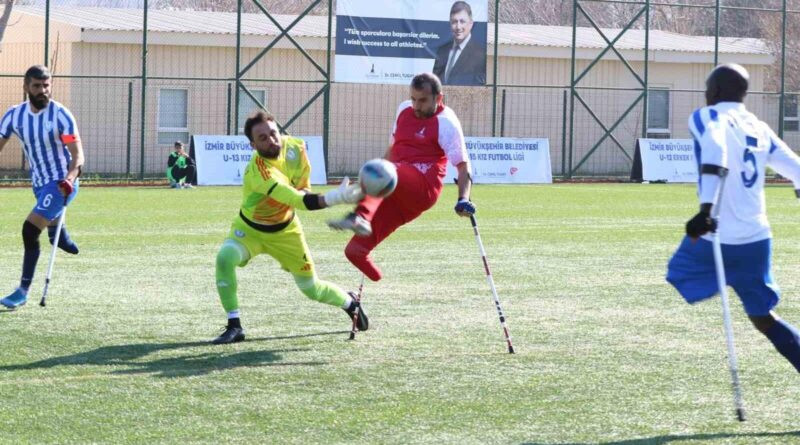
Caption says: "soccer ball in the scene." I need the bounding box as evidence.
[358,159,398,197]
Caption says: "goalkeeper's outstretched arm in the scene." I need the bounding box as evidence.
[266,177,364,211]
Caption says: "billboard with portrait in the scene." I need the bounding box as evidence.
[336,0,488,86]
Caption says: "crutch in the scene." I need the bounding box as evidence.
[40,206,67,307]
[455,179,514,353]
[709,173,746,421]
[349,274,365,340]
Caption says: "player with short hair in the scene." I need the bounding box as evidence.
[212,111,366,344]
[667,63,800,373]
[328,72,475,282]
[0,65,84,309]
[167,141,195,188]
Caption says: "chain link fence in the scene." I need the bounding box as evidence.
[0,0,798,180]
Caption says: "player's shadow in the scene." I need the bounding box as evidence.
[0,330,347,378]
[522,430,800,445]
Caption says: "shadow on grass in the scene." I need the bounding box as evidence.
[0,330,349,378]
[523,430,800,445]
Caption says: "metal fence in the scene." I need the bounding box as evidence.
[0,0,798,180]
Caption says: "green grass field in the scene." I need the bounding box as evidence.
[1,183,800,444]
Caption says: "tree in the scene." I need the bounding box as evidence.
[0,0,15,46]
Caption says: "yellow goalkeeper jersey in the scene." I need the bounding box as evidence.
[239,136,312,226]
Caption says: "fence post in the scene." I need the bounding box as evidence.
[568,0,578,178]
[323,0,333,177]
[561,89,568,176]
[499,88,506,137]
[44,0,50,66]
[490,0,500,137]
[641,0,650,138]
[714,0,720,67]
[226,83,232,135]
[779,0,787,138]
[234,0,242,136]
[126,81,133,176]
[139,0,148,180]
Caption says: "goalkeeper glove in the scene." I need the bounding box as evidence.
[324,177,364,207]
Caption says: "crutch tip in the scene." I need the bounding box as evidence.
[39,300,46,307]
[736,408,746,422]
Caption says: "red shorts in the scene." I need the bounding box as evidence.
[354,162,443,249]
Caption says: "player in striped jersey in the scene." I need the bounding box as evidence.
[212,111,365,344]
[667,64,800,373]
[0,65,84,310]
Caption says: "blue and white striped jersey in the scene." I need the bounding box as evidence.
[0,99,78,188]
[689,101,800,244]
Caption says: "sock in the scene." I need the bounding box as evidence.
[216,242,246,314]
[341,295,354,310]
[20,221,42,291]
[765,320,800,373]
[48,224,79,255]
[345,241,382,282]
[294,275,348,307]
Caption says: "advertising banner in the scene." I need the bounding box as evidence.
[192,135,327,186]
[336,0,488,86]
[444,137,552,184]
[634,139,698,183]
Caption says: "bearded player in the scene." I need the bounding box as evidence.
[328,72,475,282]
[212,111,367,344]
[0,65,84,309]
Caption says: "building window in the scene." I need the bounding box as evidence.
[647,88,670,135]
[238,89,267,132]
[158,88,189,145]
[785,95,799,132]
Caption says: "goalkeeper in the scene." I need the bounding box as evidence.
[212,111,366,344]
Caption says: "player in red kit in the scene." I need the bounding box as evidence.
[328,72,475,281]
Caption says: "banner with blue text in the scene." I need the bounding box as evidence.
[445,137,552,184]
[192,135,327,186]
[336,0,488,86]
[638,139,698,183]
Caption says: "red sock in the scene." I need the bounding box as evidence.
[345,240,382,281]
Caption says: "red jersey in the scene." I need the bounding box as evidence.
[389,100,468,186]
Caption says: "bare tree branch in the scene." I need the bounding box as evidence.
[0,0,16,46]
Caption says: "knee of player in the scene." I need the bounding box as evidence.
[216,244,244,270]
[22,221,42,249]
[345,241,369,261]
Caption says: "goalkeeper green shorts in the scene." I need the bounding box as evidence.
[226,215,315,277]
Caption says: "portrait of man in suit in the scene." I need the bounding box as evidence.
[432,1,487,86]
